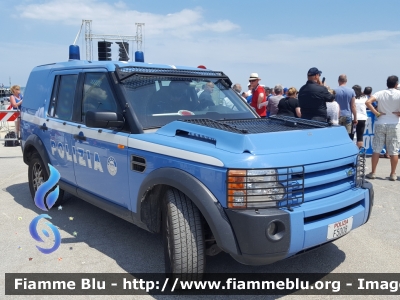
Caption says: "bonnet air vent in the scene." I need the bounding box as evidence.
[131,155,146,172]
[176,130,216,145]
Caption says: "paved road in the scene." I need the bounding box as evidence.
[0,129,399,299]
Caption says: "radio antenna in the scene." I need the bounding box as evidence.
[73,21,84,45]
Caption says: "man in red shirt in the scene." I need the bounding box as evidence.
[249,73,266,117]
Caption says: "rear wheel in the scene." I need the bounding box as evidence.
[28,152,65,208]
[162,188,205,281]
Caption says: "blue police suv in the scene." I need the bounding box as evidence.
[21,48,373,278]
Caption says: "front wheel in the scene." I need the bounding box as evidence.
[162,188,205,281]
[28,152,65,208]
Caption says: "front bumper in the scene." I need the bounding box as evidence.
[224,208,290,265]
[222,183,374,266]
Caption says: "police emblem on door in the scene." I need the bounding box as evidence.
[107,156,117,176]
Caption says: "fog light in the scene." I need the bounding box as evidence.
[266,220,286,241]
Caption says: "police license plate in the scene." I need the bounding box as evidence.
[327,217,353,240]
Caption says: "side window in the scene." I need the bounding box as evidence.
[51,75,78,121]
[82,73,119,122]
[48,76,59,117]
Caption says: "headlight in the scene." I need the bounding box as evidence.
[227,169,285,209]
[356,147,366,187]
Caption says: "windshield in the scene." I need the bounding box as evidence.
[120,77,256,129]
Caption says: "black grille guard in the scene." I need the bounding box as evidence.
[179,115,331,134]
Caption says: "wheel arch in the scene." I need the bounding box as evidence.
[23,134,51,174]
[137,167,240,255]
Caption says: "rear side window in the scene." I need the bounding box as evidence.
[49,75,78,121]
[81,73,119,122]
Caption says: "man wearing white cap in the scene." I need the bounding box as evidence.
[248,73,266,117]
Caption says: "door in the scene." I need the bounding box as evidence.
[46,72,80,186]
[71,71,130,209]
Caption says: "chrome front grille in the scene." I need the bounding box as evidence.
[289,156,357,204]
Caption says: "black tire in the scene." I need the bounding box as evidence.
[28,152,65,208]
[162,188,205,281]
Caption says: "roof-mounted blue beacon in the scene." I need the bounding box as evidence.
[69,45,80,60]
[135,51,144,62]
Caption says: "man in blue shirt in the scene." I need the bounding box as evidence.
[283,87,288,98]
[334,74,357,139]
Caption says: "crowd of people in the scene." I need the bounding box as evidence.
[234,69,400,181]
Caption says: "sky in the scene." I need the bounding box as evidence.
[1,0,400,92]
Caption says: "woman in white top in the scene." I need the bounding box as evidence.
[10,85,23,140]
[326,88,339,125]
[352,85,368,148]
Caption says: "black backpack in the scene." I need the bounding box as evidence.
[4,131,19,147]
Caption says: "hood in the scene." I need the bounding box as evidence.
[155,118,355,157]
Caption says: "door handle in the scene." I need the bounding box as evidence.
[73,134,86,141]
[39,124,48,131]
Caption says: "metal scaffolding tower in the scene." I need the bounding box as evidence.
[135,23,144,52]
[80,20,144,61]
[84,20,92,60]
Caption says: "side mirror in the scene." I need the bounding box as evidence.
[85,111,124,129]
